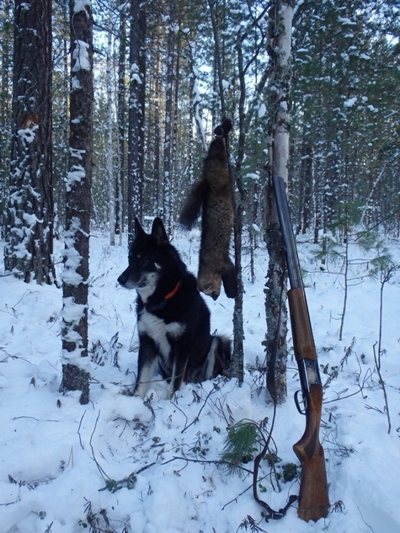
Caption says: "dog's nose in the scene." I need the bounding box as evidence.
[117,272,127,286]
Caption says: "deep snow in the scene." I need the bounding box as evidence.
[0,226,399,533]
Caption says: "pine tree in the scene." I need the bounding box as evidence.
[4,0,54,284]
[127,0,146,240]
[60,0,94,405]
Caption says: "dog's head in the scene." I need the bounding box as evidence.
[118,218,183,301]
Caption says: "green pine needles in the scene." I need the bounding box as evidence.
[221,420,262,477]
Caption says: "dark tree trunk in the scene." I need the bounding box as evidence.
[231,35,247,385]
[4,0,54,284]
[163,0,177,233]
[0,0,13,224]
[153,39,162,214]
[208,0,226,117]
[116,0,127,237]
[324,147,339,228]
[171,30,181,216]
[300,141,313,234]
[264,183,288,403]
[60,0,94,405]
[127,0,146,242]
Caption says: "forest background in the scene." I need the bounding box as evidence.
[0,0,399,401]
[1,0,399,243]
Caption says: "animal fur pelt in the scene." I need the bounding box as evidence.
[179,119,236,300]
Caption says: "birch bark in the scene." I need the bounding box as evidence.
[264,1,293,404]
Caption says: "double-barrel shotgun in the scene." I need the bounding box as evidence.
[272,175,330,522]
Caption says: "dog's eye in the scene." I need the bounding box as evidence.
[137,255,151,267]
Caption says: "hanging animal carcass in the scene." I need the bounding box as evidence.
[179,119,236,300]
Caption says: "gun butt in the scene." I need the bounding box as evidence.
[293,385,330,521]
[293,440,330,521]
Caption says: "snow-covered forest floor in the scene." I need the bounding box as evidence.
[1,226,399,533]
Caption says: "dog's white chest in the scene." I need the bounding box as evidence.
[138,309,185,358]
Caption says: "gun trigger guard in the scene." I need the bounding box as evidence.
[294,389,306,415]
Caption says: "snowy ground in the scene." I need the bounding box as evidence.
[1,226,399,533]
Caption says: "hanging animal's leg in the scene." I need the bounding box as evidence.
[198,246,236,300]
[198,189,236,300]
[197,255,222,300]
[221,256,237,299]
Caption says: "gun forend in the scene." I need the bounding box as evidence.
[288,288,318,363]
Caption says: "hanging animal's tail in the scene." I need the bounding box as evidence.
[179,178,208,229]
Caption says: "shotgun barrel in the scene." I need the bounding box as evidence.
[272,175,330,522]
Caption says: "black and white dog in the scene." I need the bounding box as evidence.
[118,217,231,398]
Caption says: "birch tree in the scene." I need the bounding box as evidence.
[264,0,293,404]
[60,0,93,405]
[4,0,54,284]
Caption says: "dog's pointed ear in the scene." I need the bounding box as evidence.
[134,217,145,239]
[151,217,169,245]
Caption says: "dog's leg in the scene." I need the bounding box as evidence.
[168,352,188,399]
[203,337,218,380]
[134,335,158,399]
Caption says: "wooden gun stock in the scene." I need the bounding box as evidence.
[289,289,329,521]
[293,385,329,521]
[272,176,329,522]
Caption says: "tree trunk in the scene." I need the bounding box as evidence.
[208,0,226,117]
[116,0,127,240]
[106,1,115,246]
[60,0,94,405]
[127,0,146,242]
[171,29,181,218]
[0,0,13,224]
[4,0,54,284]
[163,0,177,234]
[231,35,248,384]
[264,0,293,404]
[300,140,313,234]
[153,37,162,214]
